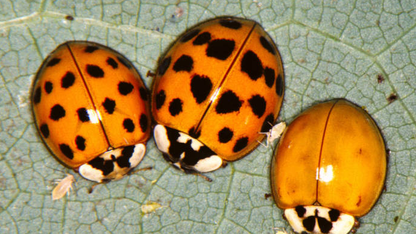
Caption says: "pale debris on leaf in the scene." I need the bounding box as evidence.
[18,90,29,108]
[52,174,75,200]
[253,0,263,7]
[141,201,164,214]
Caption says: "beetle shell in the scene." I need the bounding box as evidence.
[271,99,386,234]
[32,41,151,182]
[152,17,284,173]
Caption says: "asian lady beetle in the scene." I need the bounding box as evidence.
[32,41,151,183]
[271,99,387,234]
[151,17,284,174]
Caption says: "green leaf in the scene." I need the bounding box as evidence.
[0,0,415,233]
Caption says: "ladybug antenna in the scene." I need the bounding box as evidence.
[194,173,213,182]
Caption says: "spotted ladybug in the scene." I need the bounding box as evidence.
[152,17,284,173]
[32,41,151,182]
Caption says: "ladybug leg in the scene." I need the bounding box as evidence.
[146,70,156,78]
[129,166,153,174]
[88,182,104,194]
[88,167,152,194]
[221,161,228,168]
[193,173,213,182]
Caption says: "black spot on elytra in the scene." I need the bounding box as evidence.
[107,57,118,69]
[191,75,212,104]
[118,82,134,95]
[33,87,41,104]
[40,124,49,138]
[248,95,266,118]
[261,113,275,132]
[169,98,183,116]
[75,135,86,150]
[102,98,116,114]
[181,29,200,42]
[84,46,99,53]
[233,137,248,152]
[218,127,233,143]
[193,32,211,45]
[61,72,75,88]
[216,90,242,114]
[207,39,235,60]
[123,118,135,132]
[188,127,201,138]
[59,144,74,159]
[139,114,148,133]
[87,65,104,78]
[219,19,242,29]
[44,81,53,94]
[155,90,166,110]
[139,87,148,101]
[260,36,276,55]
[173,55,193,72]
[47,58,61,67]
[77,108,90,122]
[117,56,132,69]
[275,73,284,96]
[158,56,171,76]
[50,104,66,121]
[264,67,275,88]
[241,50,263,81]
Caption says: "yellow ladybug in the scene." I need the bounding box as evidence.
[270,99,387,234]
[32,41,151,182]
[152,17,284,174]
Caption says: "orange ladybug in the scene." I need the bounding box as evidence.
[271,99,387,234]
[152,17,285,173]
[32,41,151,182]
